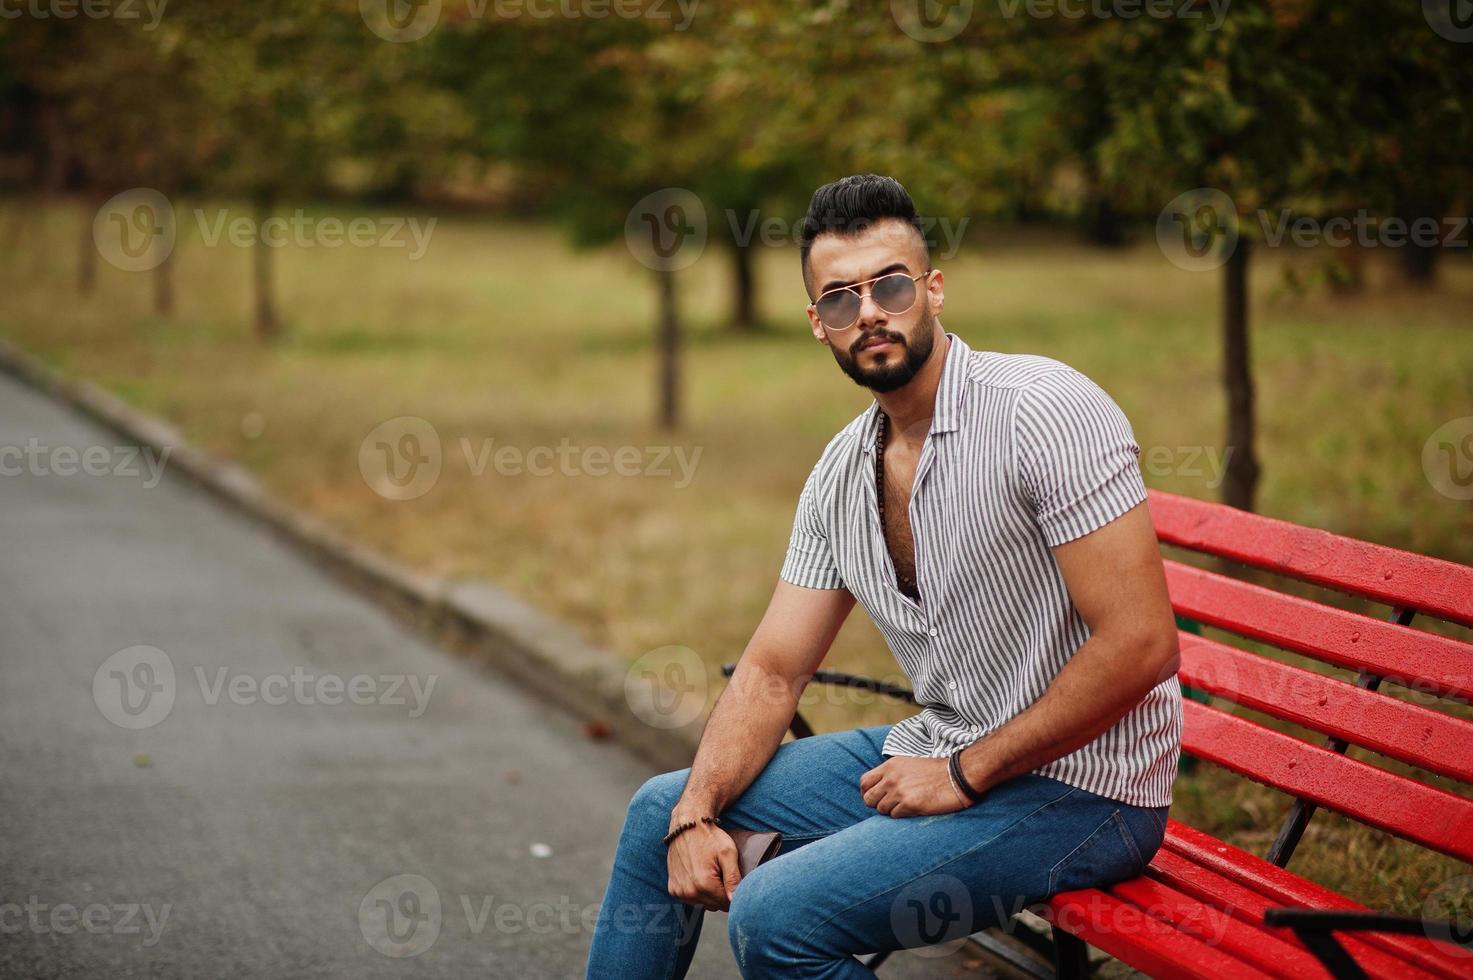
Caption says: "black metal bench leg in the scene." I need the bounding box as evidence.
[1054,930,1090,979]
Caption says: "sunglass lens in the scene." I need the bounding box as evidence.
[871,274,917,314]
[816,289,861,330]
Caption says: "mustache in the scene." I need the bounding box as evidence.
[850,331,906,355]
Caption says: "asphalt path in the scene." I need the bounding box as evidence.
[0,371,968,979]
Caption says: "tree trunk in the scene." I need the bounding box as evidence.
[1398,199,1439,287]
[1326,238,1364,294]
[1221,238,1260,512]
[153,242,174,315]
[1084,195,1126,248]
[731,238,756,330]
[657,267,680,430]
[78,197,97,296]
[253,197,280,341]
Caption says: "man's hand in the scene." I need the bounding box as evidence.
[859,757,967,817]
[666,822,742,912]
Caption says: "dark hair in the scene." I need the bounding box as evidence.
[799,174,928,295]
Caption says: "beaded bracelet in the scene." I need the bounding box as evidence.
[663,815,718,846]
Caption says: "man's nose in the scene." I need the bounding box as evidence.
[856,289,886,328]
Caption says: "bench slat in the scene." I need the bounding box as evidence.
[1181,700,1473,863]
[1107,876,1328,978]
[1178,633,1473,784]
[1042,888,1269,979]
[1147,849,1453,980]
[1161,822,1470,979]
[1149,490,1473,627]
[1164,560,1473,702]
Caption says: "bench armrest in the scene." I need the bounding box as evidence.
[1263,907,1470,980]
[719,663,916,703]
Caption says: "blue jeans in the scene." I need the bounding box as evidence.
[586,725,1169,979]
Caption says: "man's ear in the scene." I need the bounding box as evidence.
[925,269,945,316]
[806,306,831,347]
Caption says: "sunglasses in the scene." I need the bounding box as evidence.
[808,271,930,333]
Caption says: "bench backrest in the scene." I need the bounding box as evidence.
[1148,489,1473,867]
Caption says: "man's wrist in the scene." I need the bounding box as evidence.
[955,741,997,798]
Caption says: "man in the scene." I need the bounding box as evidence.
[586,174,1182,979]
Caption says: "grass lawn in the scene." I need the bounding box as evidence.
[4,196,1471,914]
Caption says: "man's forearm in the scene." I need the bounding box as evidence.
[958,632,1177,795]
[670,658,802,823]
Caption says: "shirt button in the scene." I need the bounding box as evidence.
[929,627,939,637]
[948,681,958,691]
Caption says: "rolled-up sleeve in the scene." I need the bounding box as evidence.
[1014,369,1147,547]
[778,464,845,590]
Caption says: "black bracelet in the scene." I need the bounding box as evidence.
[663,815,718,846]
[948,750,986,805]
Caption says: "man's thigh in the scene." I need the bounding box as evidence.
[726,773,1163,961]
[690,725,893,845]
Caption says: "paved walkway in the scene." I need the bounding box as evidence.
[0,371,967,978]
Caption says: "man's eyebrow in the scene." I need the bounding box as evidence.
[817,262,910,296]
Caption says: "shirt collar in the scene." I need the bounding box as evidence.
[861,331,971,454]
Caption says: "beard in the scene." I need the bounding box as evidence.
[830,309,937,393]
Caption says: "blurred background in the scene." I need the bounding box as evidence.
[2,0,1471,947]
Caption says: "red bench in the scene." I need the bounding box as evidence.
[722,488,1473,977]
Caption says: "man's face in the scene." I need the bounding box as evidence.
[804,219,944,394]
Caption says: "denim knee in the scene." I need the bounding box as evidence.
[727,861,809,973]
[628,769,688,832]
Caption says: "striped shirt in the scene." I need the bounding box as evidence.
[780,332,1181,807]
